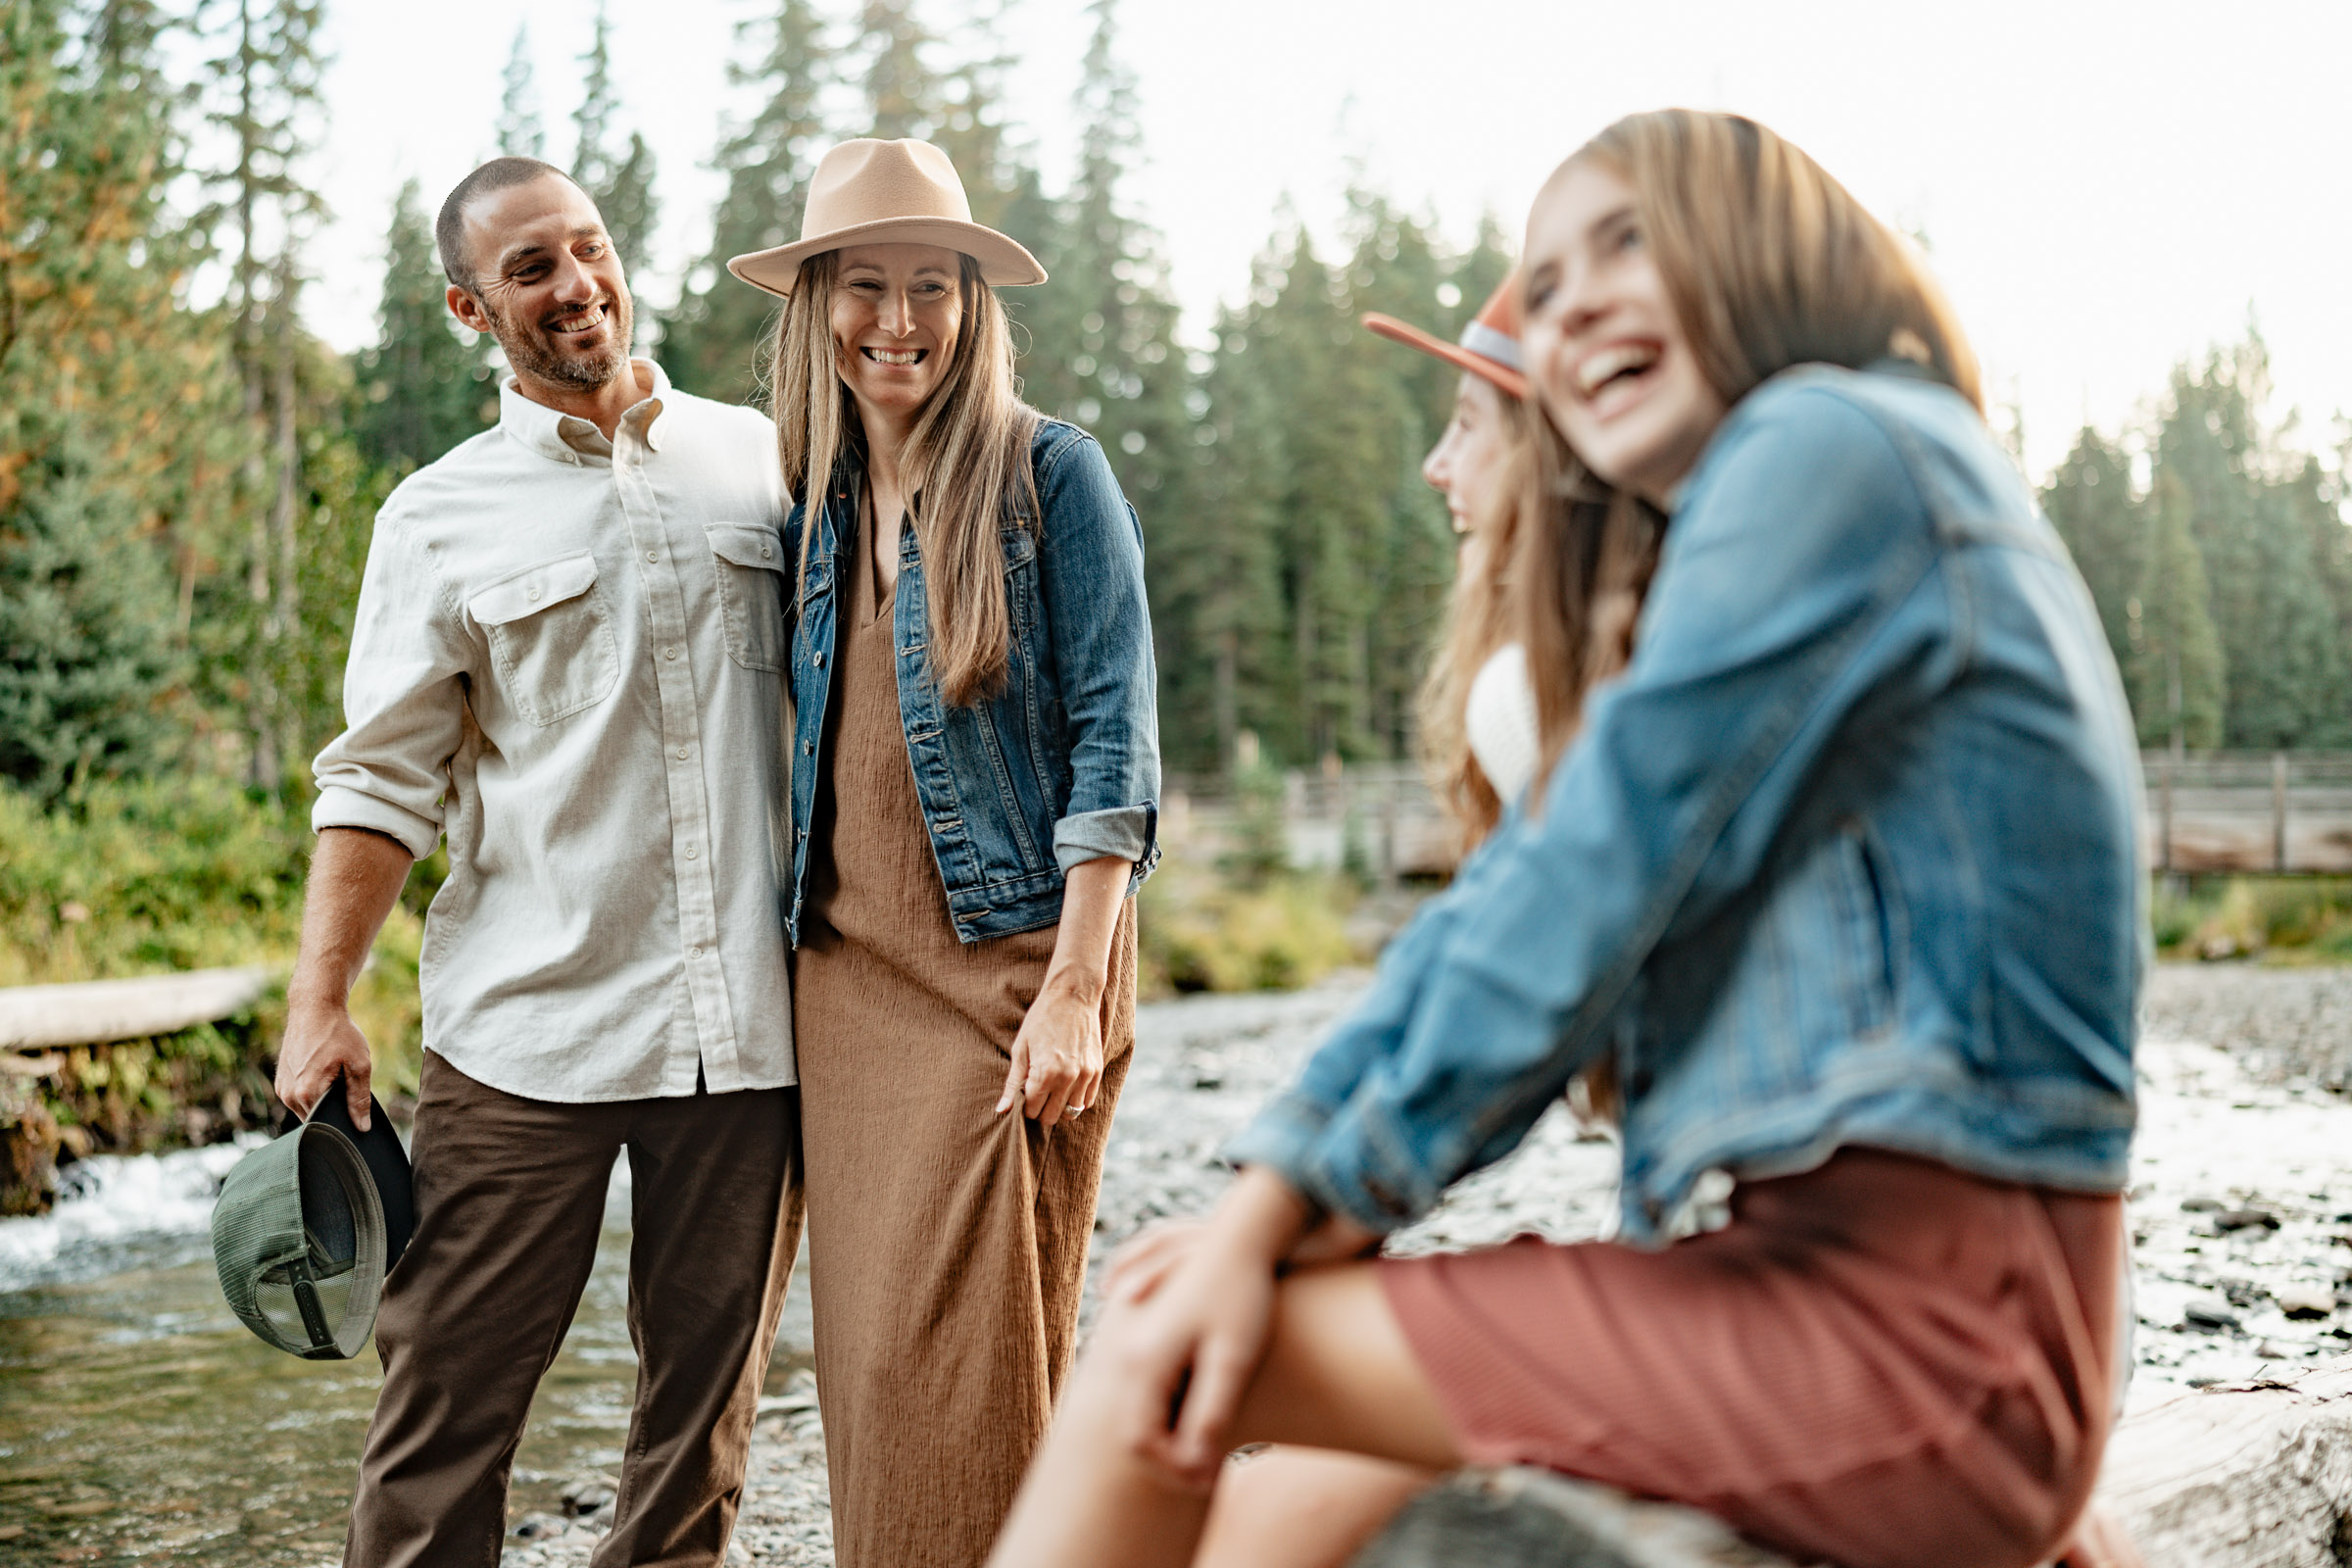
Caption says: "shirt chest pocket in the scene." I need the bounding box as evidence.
[707,523,788,672]
[467,552,620,726]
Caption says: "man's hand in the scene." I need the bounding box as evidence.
[274,827,415,1132]
[276,996,376,1130]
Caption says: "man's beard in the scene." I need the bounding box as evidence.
[486,289,634,391]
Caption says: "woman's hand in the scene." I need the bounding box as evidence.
[1105,1167,1318,1488]
[999,977,1104,1128]
[1001,856,1130,1129]
[1103,1217,1210,1304]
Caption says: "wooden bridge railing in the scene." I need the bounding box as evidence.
[1168,753,2352,880]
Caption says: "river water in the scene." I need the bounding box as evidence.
[0,1141,812,1564]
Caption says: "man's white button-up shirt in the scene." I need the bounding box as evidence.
[313,361,795,1102]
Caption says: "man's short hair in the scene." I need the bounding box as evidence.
[436,157,573,295]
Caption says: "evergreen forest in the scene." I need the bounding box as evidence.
[6,0,2350,822]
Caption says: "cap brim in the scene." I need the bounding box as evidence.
[727,219,1048,299]
[1361,312,1529,401]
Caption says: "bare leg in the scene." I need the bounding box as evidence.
[988,1261,1458,1568]
[1195,1447,1436,1568]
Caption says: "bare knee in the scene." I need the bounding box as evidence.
[1195,1446,1435,1568]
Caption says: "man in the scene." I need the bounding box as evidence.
[277,156,799,1567]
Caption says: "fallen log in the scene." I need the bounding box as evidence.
[1348,1354,2352,1568]
[2099,1356,2352,1567]
[0,966,272,1052]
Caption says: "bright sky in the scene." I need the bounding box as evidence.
[308,0,2352,480]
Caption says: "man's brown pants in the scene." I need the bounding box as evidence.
[344,1052,802,1568]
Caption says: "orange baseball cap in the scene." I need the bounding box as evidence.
[1361,269,1528,401]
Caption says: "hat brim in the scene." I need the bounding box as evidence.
[728,218,1048,300]
[1361,312,1529,402]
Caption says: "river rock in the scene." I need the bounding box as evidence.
[2183,1298,2240,1333]
[2278,1286,2337,1320]
[2213,1207,2280,1233]
[512,1512,571,1541]
[560,1474,617,1518]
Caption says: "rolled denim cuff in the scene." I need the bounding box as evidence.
[1219,1088,1343,1183]
[1290,1090,1447,1237]
[1052,802,1156,875]
[311,785,441,861]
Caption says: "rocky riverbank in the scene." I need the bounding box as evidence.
[495,964,2352,1567]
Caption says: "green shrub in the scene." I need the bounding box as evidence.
[0,775,309,985]
[2153,874,2352,962]
[1140,862,1361,997]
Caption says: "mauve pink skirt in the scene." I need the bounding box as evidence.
[1380,1148,2126,1568]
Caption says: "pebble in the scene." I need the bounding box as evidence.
[2182,1298,2240,1333]
[2212,1207,2280,1233]
[2278,1286,2336,1320]
[560,1475,617,1519]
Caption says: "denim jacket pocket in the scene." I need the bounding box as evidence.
[707,523,789,672]
[467,552,618,726]
[1828,815,1901,1042]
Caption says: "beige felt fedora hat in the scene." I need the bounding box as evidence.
[726,138,1047,300]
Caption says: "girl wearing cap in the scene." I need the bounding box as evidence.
[991,109,2143,1568]
[1367,275,1658,859]
[728,138,1158,1568]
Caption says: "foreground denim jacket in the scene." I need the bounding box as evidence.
[1226,365,2146,1247]
[784,418,1160,945]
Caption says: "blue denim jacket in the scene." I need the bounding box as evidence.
[1226,365,2146,1247]
[784,418,1160,945]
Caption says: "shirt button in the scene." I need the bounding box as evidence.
[684,845,699,859]
[525,585,541,602]
[760,544,773,559]
[675,746,689,760]
[663,646,679,661]
[803,740,813,755]
[813,652,824,667]
[645,550,659,563]
[690,946,704,959]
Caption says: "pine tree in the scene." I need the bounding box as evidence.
[495,22,544,159]
[0,433,184,796]
[1161,298,1283,769]
[600,130,660,280]
[930,0,1023,232]
[353,178,493,473]
[1339,192,1459,757]
[568,3,659,278]
[659,0,832,406]
[2130,468,2226,752]
[2159,335,2343,748]
[2040,425,2143,676]
[858,0,940,138]
[0,0,196,794]
[569,2,619,195]
[197,0,329,791]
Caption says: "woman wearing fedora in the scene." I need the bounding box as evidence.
[725,137,1158,1568]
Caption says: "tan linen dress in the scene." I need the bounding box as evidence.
[793,521,1137,1568]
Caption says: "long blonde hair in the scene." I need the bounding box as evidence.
[1565,109,1982,415]
[770,250,1040,706]
[1417,395,1663,850]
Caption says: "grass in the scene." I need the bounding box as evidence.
[1137,859,1366,998]
[2149,874,2352,962]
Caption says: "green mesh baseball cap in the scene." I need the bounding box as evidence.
[211,1119,387,1359]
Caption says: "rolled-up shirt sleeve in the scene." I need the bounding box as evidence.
[1035,429,1160,882]
[311,511,472,859]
